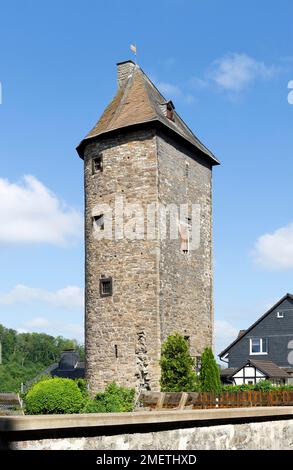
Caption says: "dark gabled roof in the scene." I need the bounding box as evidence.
[248,359,290,379]
[220,367,236,377]
[77,63,219,165]
[219,293,293,358]
[221,360,290,379]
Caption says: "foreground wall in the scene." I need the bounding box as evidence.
[1,408,293,450]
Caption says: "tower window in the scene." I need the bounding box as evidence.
[114,345,118,358]
[185,162,190,177]
[166,101,175,121]
[92,154,103,174]
[93,214,104,231]
[100,277,113,297]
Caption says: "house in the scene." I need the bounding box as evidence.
[24,350,85,391]
[76,60,219,392]
[219,293,293,385]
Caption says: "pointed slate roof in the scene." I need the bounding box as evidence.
[77,62,219,165]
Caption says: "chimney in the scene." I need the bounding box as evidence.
[117,60,136,88]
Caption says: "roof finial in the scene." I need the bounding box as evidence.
[130,44,137,65]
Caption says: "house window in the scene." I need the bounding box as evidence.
[100,277,113,297]
[92,154,103,174]
[93,214,104,231]
[277,311,284,318]
[250,338,268,355]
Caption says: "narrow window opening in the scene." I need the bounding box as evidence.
[93,214,104,231]
[185,162,190,177]
[92,154,103,174]
[180,218,191,254]
[100,277,113,297]
[114,345,118,358]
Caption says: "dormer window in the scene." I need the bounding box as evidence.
[92,154,103,174]
[166,101,175,121]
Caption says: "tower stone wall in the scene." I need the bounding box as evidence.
[84,129,161,392]
[157,132,213,357]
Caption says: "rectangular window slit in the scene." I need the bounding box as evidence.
[100,277,113,297]
[92,155,103,174]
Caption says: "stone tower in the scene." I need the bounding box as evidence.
[77,60,219,393]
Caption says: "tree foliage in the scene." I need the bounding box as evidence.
[199,347,221,393]
[25,377,84,414]
[0,323,84,392]
[160,333,198,392]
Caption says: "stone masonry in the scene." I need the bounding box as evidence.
[77,61,219,393]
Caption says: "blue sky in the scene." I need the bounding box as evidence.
[0,0,293,355]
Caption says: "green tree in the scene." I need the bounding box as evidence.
[199,347,221,393]
[160,333,198,392]
[0,322,84,392]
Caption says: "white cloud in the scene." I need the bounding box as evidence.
[25,317,50,328]
[207,52,278,92]
[189,76,208,90]
[21,317,84,342]
[253,222,293,270]
[0,175,82,245]
[156,81,195,104]
[0,284,84,310]
[215,319,238,357]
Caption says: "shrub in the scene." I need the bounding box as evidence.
[75,378,89,398]
[160,333,198,392]
[199,347,221,393]
[254,380,274,392]
[83,382,135,413]
[223,381,293,392]
[25,377,84,414]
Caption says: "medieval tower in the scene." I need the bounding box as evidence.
[77,60,219,393]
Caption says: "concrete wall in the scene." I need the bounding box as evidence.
[1,408,293,450]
